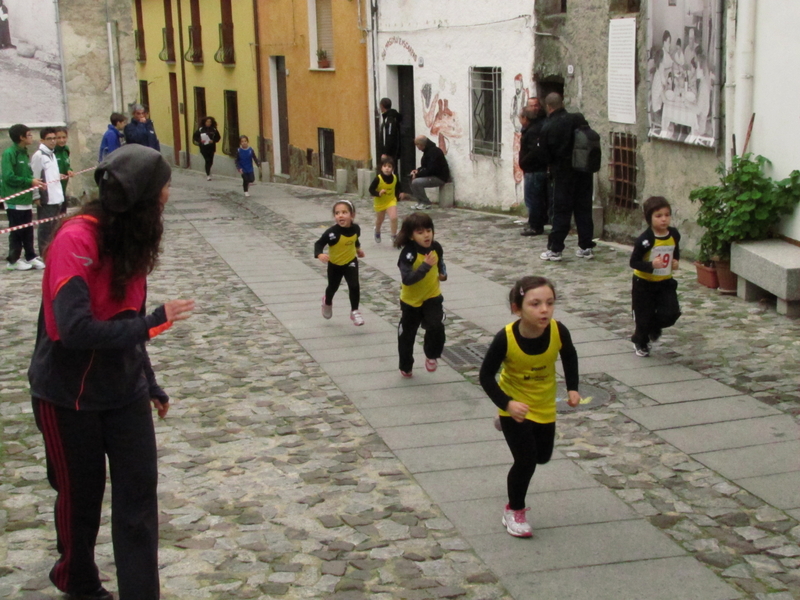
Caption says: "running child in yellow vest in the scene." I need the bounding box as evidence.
[629,196,681,357]
[395,212,447,377]
[479,276,580,538]
[314,200,366,326]
[369,156,399,243]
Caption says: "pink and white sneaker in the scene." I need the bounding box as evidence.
[350,310,364,326]
[400,370,413,378]
[502,504,533,538]
[321,295,332,319]
[425,358,438,372]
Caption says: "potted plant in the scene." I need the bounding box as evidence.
[316,49,330,69]
[689,153,800,293]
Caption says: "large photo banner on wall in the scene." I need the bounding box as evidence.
[647,0,719,147]
[0,0,66,127]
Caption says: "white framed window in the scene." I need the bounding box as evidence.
[469,67,502,157]
[307,0,334,68]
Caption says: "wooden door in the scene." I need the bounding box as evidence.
[169,72,181,165]
[397,65,415,192]
[275,56,290,175]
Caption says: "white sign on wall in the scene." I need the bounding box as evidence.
[607,18,637,125]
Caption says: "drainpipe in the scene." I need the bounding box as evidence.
[731,0,755,160]
[252,0,266,166]
[105,0,119,111]
[175,0,190,168]
[368,0,380,168]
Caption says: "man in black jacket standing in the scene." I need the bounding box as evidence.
[378,98,402,161]
[539,93,595,261]
[519,101,548,236]
[405,135,450,209]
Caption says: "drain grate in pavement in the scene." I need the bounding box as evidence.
[441,343,489,368]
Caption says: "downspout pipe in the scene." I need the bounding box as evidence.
[732,0,756,160]
[368,0,380,167]
[252,0,266,168]
[105,0,119,111]
[176,0,190,168]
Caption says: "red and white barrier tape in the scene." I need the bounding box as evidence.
[0,167,94,205]
[0,168,94,235]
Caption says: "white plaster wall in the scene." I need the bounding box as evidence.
[376,2,535,209]
[750,0,800,241]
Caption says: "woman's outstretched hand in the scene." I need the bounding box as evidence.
[165,299,195,322]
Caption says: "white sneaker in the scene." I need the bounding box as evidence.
[27,257,45,270]
[7,259,33,271]
[374,230,381,243]
[539,250,562,262]
[502,504,533,538]
[244,191,250,197]
[350,310,364,326]
[321,295,332,320]
[207,176,212,181]
[575,248,594,259]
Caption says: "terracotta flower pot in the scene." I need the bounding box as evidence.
[317,59,330,69]
[715,260,738,295]
[694,261,719,289]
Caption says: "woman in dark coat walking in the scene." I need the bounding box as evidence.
[0,1,15,49]
[192,116,221,180]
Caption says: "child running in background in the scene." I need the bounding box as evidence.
[480,276,580,538]
[369,156,399,243]
[235,135,260,197]
[315,200,365,326]
[630,196,681,357]
[395,212,447,377]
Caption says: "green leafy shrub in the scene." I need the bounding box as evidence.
[689,154,800,262]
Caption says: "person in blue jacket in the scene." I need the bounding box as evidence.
[98,112,126,161]
[234,135,260,197]
[123,104,160,151]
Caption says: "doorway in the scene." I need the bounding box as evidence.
[396,65,415,193]
[168,72,181,165]
[270,56,291,175]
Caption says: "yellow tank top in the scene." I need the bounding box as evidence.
[634,234,677,282]
[497,319,561,424]
[329,233,358,266]
[373,174,398,212]
[400,251,441,308]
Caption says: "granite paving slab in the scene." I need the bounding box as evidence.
[393,439,526,474]
[693,440,800,479]
[734,472,800,510]
[360,397,493,428]
[656,415,799,454]
[346,381,487,409]
[622,396,782,430]
[634,378,742,404]
[607,364,706,387]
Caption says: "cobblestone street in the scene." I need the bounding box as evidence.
[1,170,799,599]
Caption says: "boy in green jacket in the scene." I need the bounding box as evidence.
[3,123,44,270]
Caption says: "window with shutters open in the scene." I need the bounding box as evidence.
[308,0,334,68]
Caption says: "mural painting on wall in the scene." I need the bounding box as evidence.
[510,74,529,194]
[647,0,720,147]
[0,0,66,126]
[421,82,462,155]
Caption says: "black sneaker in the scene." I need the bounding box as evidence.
[66,588,114,600]
[649,328,662,343]
[520,227,544,237]
[633,343,650,357]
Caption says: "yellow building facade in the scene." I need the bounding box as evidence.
[132,0,261,176]
[257,0,372,189]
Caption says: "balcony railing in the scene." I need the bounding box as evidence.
[184,25,203,64]
[214,23,235,66]
[158,27,176,63]
[134,29,146,62]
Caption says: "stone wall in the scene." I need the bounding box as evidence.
[534,0,721,251]
[266,140,366,194]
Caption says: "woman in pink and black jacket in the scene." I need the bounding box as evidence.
[28,144,194,600]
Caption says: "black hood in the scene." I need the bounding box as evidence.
[95,144,171,213]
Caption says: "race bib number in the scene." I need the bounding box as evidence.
[651,245,675,276]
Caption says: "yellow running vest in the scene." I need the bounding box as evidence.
[497,319,561,424]
[329,233,358,266]
[373,174,398,213]
[400,251,441,308]
[634,234,677,282]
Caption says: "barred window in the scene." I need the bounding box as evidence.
[608,132,637,209]
[222,90,239,157]
[138,80,150,111]
[469,67,502,157]
[193,87,206,128]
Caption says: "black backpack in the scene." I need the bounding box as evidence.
[572,119,602,173]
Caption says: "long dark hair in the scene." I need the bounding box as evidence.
[198,116,217,129]
[48,194,165,300]
[394,212,434,248]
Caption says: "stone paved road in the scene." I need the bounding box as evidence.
[1,170,799,599]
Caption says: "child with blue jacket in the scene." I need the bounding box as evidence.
[235,135,260,197]
[98,113,126,161]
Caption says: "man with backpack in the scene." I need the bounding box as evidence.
[538,92,599,261]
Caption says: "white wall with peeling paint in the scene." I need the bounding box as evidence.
[374,2,536,210]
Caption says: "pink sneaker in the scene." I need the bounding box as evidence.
[502,504,532,538]
[350,310,364,326]
[400,370,413,378]
[425,358,438,372]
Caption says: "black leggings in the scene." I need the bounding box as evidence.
[500,417,556,510]
[397,295,445,373]
[325,260,360,311]
[631,276,680,346]
[242,171,255,192]
[200,144,215,176]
